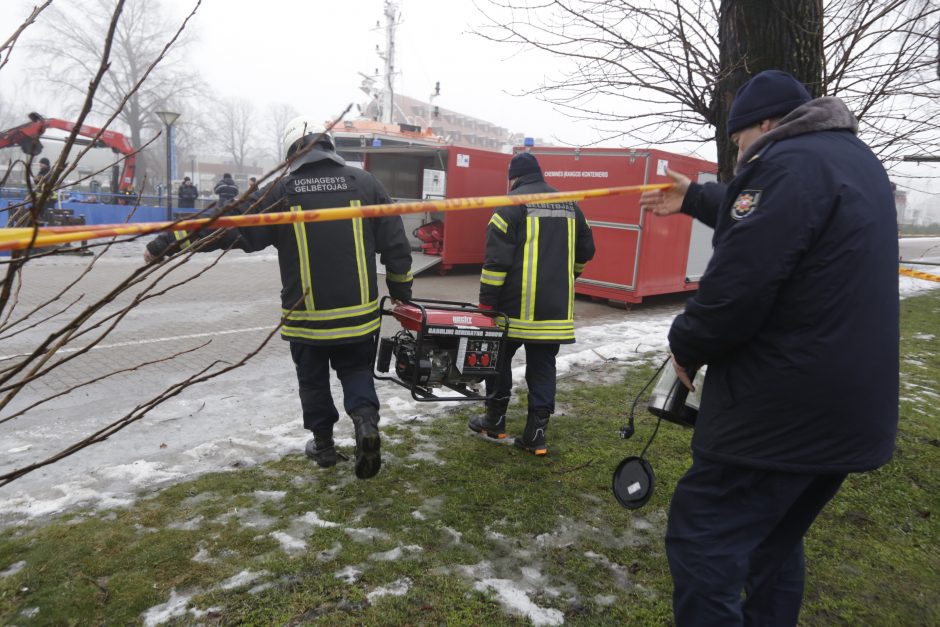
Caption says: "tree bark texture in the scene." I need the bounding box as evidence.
[716,0,824,181]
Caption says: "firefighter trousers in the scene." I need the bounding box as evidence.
[485,341,559,414]
[289,337,380,435]
[665,454,846,627]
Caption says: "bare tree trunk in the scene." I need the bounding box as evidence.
[716,0,824,181]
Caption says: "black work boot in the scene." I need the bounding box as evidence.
[468,398,508,439]
[514,409,549,456]
[305,431,337,468]
[350,409,382,479]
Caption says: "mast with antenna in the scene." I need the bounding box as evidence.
[378,1,398,124]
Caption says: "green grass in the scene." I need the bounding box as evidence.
[0,292,938,625]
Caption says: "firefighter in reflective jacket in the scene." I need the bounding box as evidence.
[469,152,595,455]
[145,116,413,480]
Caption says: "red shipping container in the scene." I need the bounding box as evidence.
[518,147,718,305]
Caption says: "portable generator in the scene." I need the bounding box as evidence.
[373,297,508,402]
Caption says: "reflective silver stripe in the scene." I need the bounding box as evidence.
[521,216,538,320]
[489,213,509,234]
[281,317,381,341]
[526,203,575,219]
[350,204,368,304]
[386,271,413,283]
[480,269,507,286]
[567,216,575,321]
[290,205,315,310]
[283,299,378,321]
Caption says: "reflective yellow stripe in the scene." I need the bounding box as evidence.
[281,317,381,341]
[521,216,539,320]
[507,317,574,329]
[507,327,575,341]
[507,317,576,341]
[291,205,315,310]
[173,230,191,250]
[567,217,575,321]
[282,299,378,321]
[387,271,413,283]
[480,268,506,286]
[350,202,368,305]
[489,213,508,234]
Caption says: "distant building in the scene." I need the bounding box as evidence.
[177,154,266,194]
[358,93,547,152]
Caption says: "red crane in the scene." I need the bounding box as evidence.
[0,112,136,192]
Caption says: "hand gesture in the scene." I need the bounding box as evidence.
[639,169,691,217]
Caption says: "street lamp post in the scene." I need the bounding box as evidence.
[155,110,180,221]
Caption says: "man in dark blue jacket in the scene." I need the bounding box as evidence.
[177,176,199,209]
[213,173,239,206]
[640,70,898,626]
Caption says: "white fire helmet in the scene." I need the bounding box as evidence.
[282,115,335,158]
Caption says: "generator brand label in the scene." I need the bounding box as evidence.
[426,326,502,338]
[453,316,473,324]
[290,176,350,193]
[543,170,609,178]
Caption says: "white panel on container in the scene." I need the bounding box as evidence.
[685,171,717,282]
[423,169,446,198]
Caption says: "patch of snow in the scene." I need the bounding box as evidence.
[253,490,286,502]
[367,577,411,603]
[191,548,213,564]
[475,578,564,626]
[594,594,617,607]
[270,530,306,555]
[1,560,26,578]
[167,515,204,531]
[299,511,339,528]
[219,570,265,591]
[141,589,194,627]
[345,527,391,543]
[368,545,423,561]
[316,542,342,562]
[335,565,362,584]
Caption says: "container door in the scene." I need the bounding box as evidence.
[685,171,716,282]
[531,150,649,299]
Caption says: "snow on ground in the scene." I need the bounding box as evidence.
[0,302,675,527]
[0,242,938,527]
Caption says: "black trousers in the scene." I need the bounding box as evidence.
[289,338,379,434]
[665,455,846,627]
[485,341,559,413]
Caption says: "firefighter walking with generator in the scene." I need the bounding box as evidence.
[145,116,413,480]
[470,152,595,455]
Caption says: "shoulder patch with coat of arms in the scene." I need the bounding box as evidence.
[730,190,761,220]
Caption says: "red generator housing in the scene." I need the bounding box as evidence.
[518,147,718,305]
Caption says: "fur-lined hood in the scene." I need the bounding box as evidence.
[737,97,858,173]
